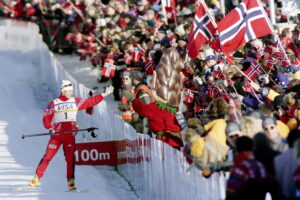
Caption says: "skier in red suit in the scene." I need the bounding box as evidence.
[28,80,114,190]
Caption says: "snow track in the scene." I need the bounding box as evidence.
[0,43,136,200]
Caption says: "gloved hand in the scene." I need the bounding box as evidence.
[49,128,55,136]
[132,113,140,122]
[260,87,269,96]
[118,104,131,111]
[91,131,97,138]
[101,85,114,97]
[123,90,135,102]
[193,158,204,170]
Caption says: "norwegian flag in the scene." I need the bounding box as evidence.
[187,1,216,60]
[206,84,218,98]
[183,89,195,103]
[274,52,289,67]
[144,57,156,75]
[168,34,177,48]
[255,48,264,60]
[265,56,275,68]
[124,51,132,65]
[218,0,272,54]
[162,0,176,10]
[212,65,225,80]
[291,58,300,69]
[83,42,98,53]
[102,59,116,78]
[73,33,84,45]
[85,32,96,43]
[131,44,145,62]
[244,61,264,81]
[243,79,253,93]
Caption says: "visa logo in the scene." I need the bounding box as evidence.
[57,103,74,110]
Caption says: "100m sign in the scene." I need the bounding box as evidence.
[74,149,110,162]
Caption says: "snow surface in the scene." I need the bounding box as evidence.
[0,52,137,200]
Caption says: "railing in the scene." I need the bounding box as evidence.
[0,19,227,200]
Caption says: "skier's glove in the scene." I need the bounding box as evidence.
[49,128,55,136]
[101,85,114,97]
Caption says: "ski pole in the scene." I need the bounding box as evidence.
[21,127,98,139]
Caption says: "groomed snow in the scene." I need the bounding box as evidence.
[0,52,137,200]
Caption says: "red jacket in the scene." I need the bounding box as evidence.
[287,42,300,60]
[132,99,183,147]
[43,94,103,133]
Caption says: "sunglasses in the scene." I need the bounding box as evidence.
[61,83,73,89]
[264,126,275,131]
[228,134,240,139]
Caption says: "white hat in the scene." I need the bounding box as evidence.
[250,39,263,50]
[60,80,73,92]
[204,48,215,58]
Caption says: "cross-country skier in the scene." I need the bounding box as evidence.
[27,80,114,191]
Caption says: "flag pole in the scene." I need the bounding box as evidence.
[200,0,217,28]
[258,0,291,65]
[161,2,169,25]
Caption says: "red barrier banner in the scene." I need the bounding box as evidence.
[75,138,151,166]
[116,138,151,165]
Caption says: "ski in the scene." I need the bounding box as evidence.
[65,188,88,193]
[14,186,40,191]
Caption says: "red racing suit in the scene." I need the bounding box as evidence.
[35,94,103,180]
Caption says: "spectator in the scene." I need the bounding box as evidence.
[274,129,300,199]
[201,121,243,177]
[262,117,288,153]
[226,136,270,200]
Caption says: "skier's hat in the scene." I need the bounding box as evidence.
[61,80,73,92]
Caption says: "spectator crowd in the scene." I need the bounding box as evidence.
[2,0,300,199]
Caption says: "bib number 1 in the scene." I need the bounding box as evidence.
[64,112,68,119]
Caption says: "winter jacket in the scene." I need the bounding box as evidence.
[277,120,290,138]
[274,148,300,199]
[200,119,229,165]
[271,135,288,153]
[226,152,269,200]
[134,81,152,104]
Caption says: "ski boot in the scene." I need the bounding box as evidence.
[67,178,77,191]
[28,175,40,189]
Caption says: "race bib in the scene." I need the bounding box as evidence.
[53,97,78,123]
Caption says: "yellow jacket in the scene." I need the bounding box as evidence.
[277,120,290,138]
[204,118,227,147]
[267,89,280,102]
[190,137,205,157]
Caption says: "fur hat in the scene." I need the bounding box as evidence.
[206,98,229,118]
[226,121,241,135]
[184,128,199,143]
[131,70,144,81]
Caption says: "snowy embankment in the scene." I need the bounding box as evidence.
[0,22,136,200]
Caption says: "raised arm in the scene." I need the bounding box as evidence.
[76,85,114,110]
